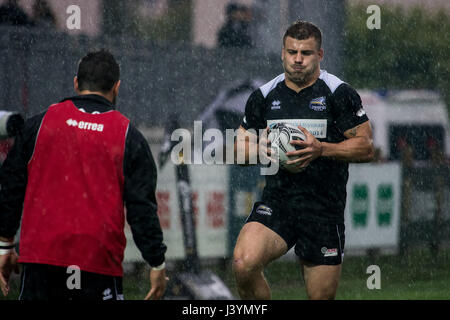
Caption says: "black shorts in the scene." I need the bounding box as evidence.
[18,263,124,301]
[246,201,345,265]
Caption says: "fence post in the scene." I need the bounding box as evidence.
[430,146,445,260]
[399,144,414,257]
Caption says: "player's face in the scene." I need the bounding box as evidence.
[282,36,323,87]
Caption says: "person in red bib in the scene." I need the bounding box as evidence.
[0,50,167,300]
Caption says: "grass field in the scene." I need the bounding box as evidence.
[2,248,450,300]
[126,247,450,300]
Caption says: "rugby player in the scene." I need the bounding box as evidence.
[233,21,374,300]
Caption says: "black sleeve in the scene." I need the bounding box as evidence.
[0,112,45,238]
[331,83,369,134]
[123,125,167,267]
[240,89,266,132]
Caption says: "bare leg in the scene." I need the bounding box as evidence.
[233,222,287,299]
[300,260,342,300]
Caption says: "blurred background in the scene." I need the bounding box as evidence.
[0,0,449,299]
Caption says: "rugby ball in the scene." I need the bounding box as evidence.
[268,123,307,173]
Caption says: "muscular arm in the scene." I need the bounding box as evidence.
[234,126,257,165]
[234,125,273,165]
[235,89,269,165]
[287,120,375,168]
[321,121,375,163]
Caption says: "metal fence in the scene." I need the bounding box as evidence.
[400,165,450,254]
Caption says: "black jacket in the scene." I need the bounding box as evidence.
[0,94,166,268]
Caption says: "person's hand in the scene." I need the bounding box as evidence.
[144,268,168,300]
[0,249,20,297]
[258,127,277,164]
[285,126,323,170]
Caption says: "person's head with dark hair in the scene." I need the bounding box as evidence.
[281,20,323,91]
[74,49,121,104]
[32,0,56,27]
[0,0,32,26]
[225,3,239,18]
[283,20,322,50]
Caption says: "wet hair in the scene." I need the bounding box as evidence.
[283,20,322,49]
[226,3,239,16]
[76,49,120,93]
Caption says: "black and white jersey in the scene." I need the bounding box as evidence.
[241,70,369,223]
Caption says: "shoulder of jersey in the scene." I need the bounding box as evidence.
[257,70,346,98]
[318,70,346,94]
[259,74,285,99]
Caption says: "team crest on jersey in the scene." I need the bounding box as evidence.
[255,204,273,216]
[309,96,327,112]
[271,100,281,110]
[356,107,366,117]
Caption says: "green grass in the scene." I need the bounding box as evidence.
[264,248,450,300]
[3,248,450,300]
[124,248,450,300]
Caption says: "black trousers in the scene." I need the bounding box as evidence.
[19,263,123,301]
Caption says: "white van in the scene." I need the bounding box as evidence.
[359,90,450,161]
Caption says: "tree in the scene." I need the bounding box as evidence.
[344,4,449,111]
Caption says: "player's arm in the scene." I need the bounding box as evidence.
[0,113,42,296]
[0,112,44,241]
[0,139,27,244]
[234,125,273,165]
[234,125,254,165]
[234,89,272,165]
[287,120,374,168]
[322,84,375,162]
[321,120,374,162]
[124,126,167,264]
[123,125,167,299]
[0,137,27,242]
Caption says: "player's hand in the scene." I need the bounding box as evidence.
[0,249,20,297]
[258,127,277,164]
[285,126,323,169]
[144,268,168,300]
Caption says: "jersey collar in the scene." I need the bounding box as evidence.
[60,94,116,113]
[281,78,317,96]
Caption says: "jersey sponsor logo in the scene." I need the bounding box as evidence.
[356,107,366,117]
[66,118,104,132]
[321,247,338,257]
[267,119,327,138]
[271,100,281,110]
[255,204,273,216]
[309,96,327,111]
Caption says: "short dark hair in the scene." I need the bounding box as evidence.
[283,20,322,49]
[226,3,239,16]
[76,49,120,93]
